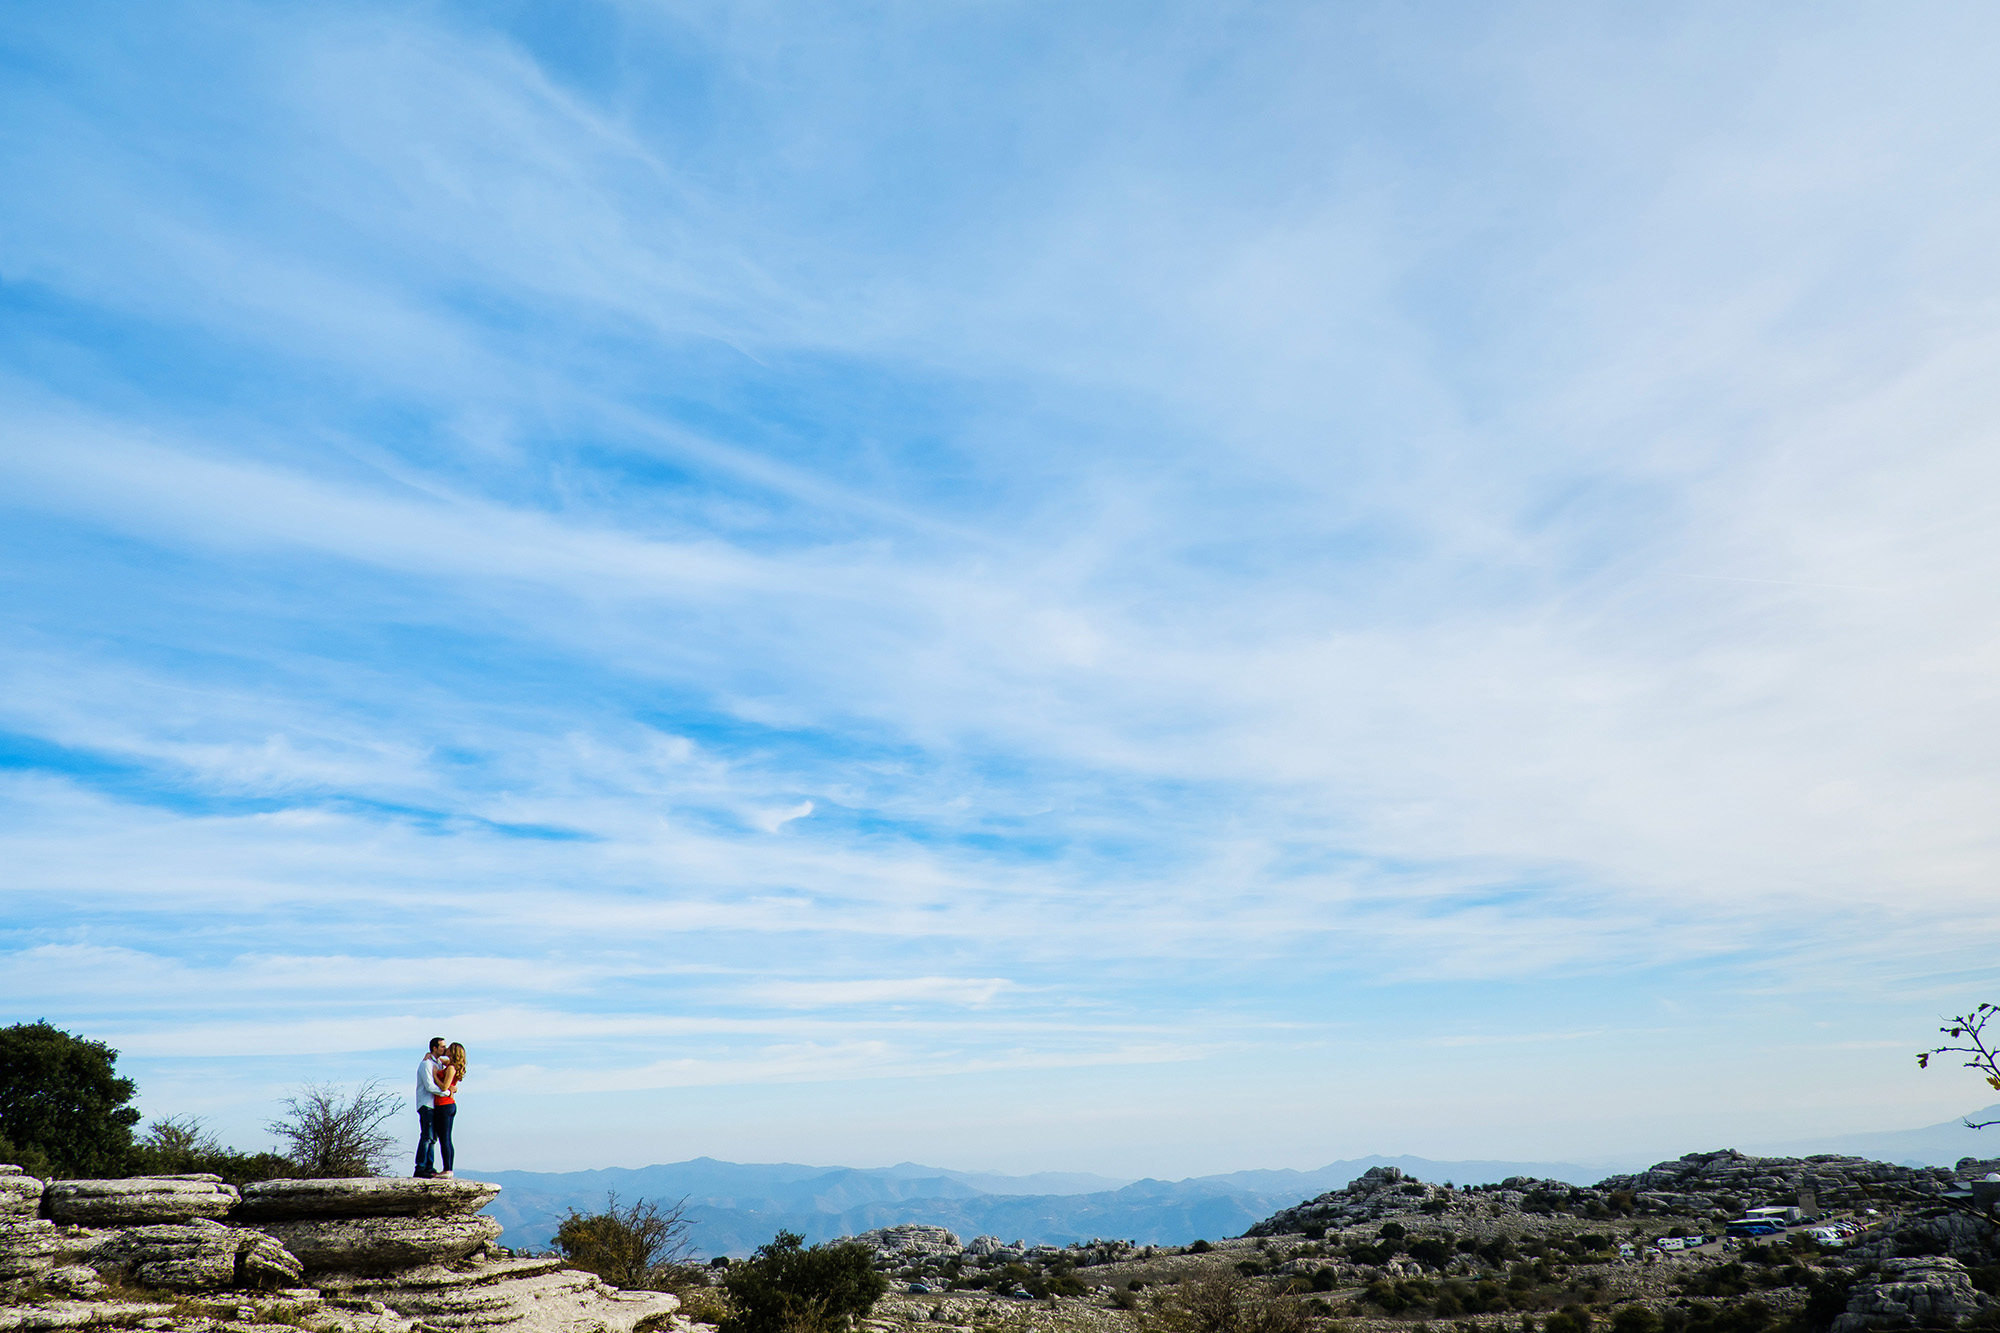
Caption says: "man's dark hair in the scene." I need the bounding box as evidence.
[429,1037,446,1051]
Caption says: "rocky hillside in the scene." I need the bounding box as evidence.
[829,1150,2000,1333]
[1249,1151,1968,1238]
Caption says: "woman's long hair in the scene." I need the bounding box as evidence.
[446,1042,468,1084]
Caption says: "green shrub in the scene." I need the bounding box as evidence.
[1543,1305,1592,1333]
[1409,1239,1456,1268]
[554,1194,697,1291]
[1142,1269,1306,1333]
[1610,1306,1660,1333]
[129,1117,292,1186]
[719,1231,886,1333]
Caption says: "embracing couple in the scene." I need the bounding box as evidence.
[414,1036,468,1179]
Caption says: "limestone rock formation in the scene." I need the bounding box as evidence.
[318,1254,684,1333]
[235,1178,500,1221]
[850,1225,962,1264]
[86,1218,304,1292]
[1597,1151,1952,1212]
[250,1214,503,1274]
[0,1217,72,1282]
[0,1170,39,1219]
[43,1175,241,1227]
[1831,1255,1993,1333]
[1,1161,699,1333]
[1247,1165,1451,1237]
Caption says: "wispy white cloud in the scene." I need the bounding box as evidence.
[3,0,1999,1171]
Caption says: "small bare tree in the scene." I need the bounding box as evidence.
[267,1081,403,1176]
[1917,1002,2000,1129]
[552,1193,698,1290]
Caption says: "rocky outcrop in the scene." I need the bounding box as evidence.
[1830,1255,1993,1333]
[86,1219,303,1291]
[43,1176,240,1227]
[1247,1166,1450,1237]
[0,1171,39,1219]
[850,1225,962,1264]
[250,1215,503,1274]
[0,1162,694,1333]
[1598,1151,1952,1213]
[235,1178,499,1221]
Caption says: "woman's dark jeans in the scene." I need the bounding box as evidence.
[435,1103,457,1172]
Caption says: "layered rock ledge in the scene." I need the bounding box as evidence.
[42,1178,239,1228]
[235,1179,499,1222]
[0,1167,692,1333]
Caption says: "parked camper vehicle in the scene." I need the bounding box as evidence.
[1726,1219,1784,1238]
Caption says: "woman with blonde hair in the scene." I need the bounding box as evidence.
[433,1042,467,1177]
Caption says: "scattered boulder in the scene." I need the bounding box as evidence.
[235,1178,500,1221]
[963,1235,1005,1257]
[86,1219,304,1292]
[250,1214,502,1274]
[43,1176,240,1227]
[1831,1256,1993,1333]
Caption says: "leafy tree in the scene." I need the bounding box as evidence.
[1918,1003,2000,1128]
[720,1231,886,1333]
[1610,1307,1660,1333]
[266,1082,402,1176]
[552,1193,696,1289]
[0,1021,141,1177]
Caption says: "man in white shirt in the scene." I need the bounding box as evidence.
[414,1037,447,1178]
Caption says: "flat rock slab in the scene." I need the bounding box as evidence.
[363,1265,682,1333]
[0,1303,172,1333]
[44,1179,240,1228]
[321,1256,570,1293]
[250,1215,502,1274]
[88,1219,304,1292]
[234,1179,500,1221]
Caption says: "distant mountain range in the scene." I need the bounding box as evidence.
[460,1154,1617,1257]
[459,1104,2000,1257]
[1744,1103,2000,1168]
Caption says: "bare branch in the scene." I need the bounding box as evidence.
[266,1081,403,1177]
[1918,1005,2000,1120]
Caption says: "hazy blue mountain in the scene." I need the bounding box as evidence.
[460,1153,1615,1256]
[1745,1104,2000,1167]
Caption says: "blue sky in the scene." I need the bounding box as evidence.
[5,0,2000,1178]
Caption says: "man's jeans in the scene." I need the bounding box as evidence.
[415,1105,437,1177]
